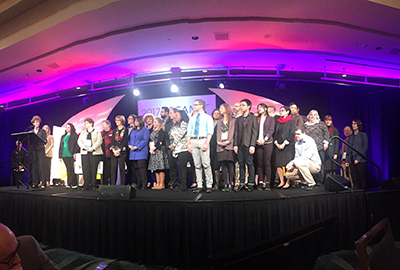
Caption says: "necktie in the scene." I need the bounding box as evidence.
[194,113,200,136]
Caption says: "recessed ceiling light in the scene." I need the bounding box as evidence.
[191,36,199,40]
[133,88,140,96]
[36,69,42,73]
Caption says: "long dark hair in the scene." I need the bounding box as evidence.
[65,123,76,135]
[134,116,145,130]
[257,103,268,122]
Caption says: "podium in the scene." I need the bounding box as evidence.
[11,131,46,189]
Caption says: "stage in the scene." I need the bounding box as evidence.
[0,184,397,269]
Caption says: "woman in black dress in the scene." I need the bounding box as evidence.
[323,115,339,181]
[273,106,295,188]
[148,117,169,189]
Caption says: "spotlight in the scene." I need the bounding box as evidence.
[171,84,179,93]
[133,88,140,96]
[218,82,226,89]
[342,68,347,78]
[76,86,81,90]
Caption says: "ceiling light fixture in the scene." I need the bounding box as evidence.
[342,68,347,78]
[171,84,179,93]
[133,88,140,96]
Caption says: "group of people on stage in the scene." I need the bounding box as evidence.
[14,99,368,192]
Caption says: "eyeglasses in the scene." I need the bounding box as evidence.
[0,240,20,266]
[193,103,201,106]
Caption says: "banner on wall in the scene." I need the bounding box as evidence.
[138,95,216,117]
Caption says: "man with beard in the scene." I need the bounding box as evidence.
[161,106,175,188]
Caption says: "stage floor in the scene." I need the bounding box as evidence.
[0,184,358,201]
[0,184,375,269]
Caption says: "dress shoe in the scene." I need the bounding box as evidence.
[193,188,202,193]
[235,184,245,192]
[245,185,254,192]
[206,188,212,193]
[305,185,317,191]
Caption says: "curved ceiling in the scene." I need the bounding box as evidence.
[1,0,400,105]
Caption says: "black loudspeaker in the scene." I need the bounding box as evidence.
[381,177,400,190]
[325,174,351,192]
[98,185,135,200]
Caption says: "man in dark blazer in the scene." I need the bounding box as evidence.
[234,99,259,192]
[0,223,59,270]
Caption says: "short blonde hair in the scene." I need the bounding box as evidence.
[115,115,126,125]
[307,110,320,121]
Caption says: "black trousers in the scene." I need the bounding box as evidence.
[102,156,111,185]
[237,145,255,185]
[111,152,126,185]
[82,153,101,188]
[63,157,76,186]
[43,157,52,183]
[30,147,46,186]
[176,151,192,191]
[314,150,325,183]
[167,149,178,187]
[221,160,234,186]
[13,171,26,187]
[350,162,367,190]
[256,143,273,183]
[132,159,147,189]
[126,157,137,185]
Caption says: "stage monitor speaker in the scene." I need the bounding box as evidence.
[98,185,135,200]
[325,174,351,192]
[381,177,400,190]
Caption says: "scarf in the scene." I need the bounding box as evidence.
[277,115,294,124]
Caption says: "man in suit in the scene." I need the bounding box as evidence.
[0,223,59,270]
[233,99,259,192]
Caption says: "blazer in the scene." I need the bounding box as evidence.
[150,129,168,150]
[110,127,129,152]
[28,128,47,151]
[59,132,79,157]
[234,113,259,148]
[216,118,236,152]
[347,131,368,163]
[258,116,275,143]
[77,129,103,155]
[129,127,150,160]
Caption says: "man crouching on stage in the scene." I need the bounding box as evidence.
[285,127,321,191]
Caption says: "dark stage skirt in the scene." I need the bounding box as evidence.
[218,150,235,162]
